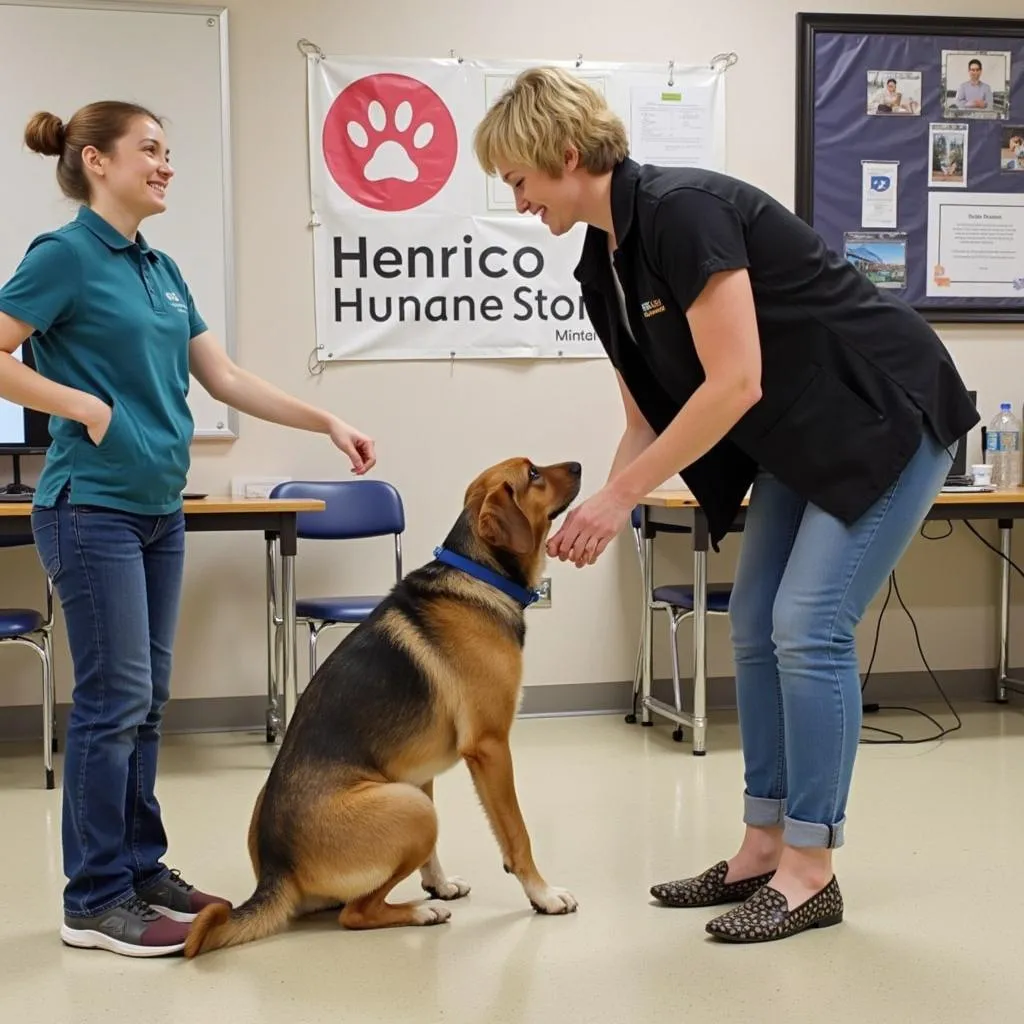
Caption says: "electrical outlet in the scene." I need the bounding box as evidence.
[534,577,552,608]
[231,475,291,500]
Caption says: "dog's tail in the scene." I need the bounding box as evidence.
[184,873,299,958]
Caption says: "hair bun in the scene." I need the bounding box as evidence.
[24,111,66,156]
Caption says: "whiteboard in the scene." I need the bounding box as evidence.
[0,1,237,439]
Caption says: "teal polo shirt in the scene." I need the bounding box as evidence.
[0,205,206,514]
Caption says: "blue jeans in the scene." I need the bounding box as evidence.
[728,429,953,849]
[31,490,185,917]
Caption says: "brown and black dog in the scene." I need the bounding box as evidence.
[184,457,582,957]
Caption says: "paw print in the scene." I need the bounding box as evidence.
[323,74,457,211]
[346,99,435,183]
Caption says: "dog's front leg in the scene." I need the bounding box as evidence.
[461,737,577,915]
[418,779,471,901]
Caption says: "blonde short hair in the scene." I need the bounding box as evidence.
[473,66,629,177]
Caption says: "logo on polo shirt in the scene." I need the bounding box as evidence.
[165,291,188,314]
[641,297,666,318]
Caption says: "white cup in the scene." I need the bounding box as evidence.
[972,463,993,487]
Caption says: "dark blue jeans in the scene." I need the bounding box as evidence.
[31,490,185,918]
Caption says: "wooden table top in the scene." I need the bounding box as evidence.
[0,496,326,517]
[641,487,1024,509]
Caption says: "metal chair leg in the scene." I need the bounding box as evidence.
[42,628,58,753]
[668,612,686,744]
[308,622,319,679]
[668,613,683,712]
[1,636,54,788]
[40,639,54,789]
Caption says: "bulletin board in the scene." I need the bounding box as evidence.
[795,13,1024,323]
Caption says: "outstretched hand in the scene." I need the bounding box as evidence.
[546,486,633,568]
[328,417,376,475]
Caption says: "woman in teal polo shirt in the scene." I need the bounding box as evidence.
[0,101,376,958]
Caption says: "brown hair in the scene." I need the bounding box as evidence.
[474,66,629,178]
[23,101,164,203]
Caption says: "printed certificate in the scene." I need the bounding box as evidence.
[927,192,1024,297]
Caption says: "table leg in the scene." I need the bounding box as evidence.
[279,553,297,734]
[997,519,1013,702]
[264,536,281,742]
[691,545,708,756]
[278,516,299,736]
[641,506,654,726]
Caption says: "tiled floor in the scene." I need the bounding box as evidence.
[1,703,1021,1024]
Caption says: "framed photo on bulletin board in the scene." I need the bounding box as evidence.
[796,13,1024,323]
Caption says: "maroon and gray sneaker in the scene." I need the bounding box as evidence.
[60,895,190,957]
[137,868,232,923]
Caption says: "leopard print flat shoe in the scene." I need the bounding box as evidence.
[650,861,775,908]
[704,876,844,943]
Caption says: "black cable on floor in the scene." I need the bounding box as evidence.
[859,569,962,744]
[860,516,1024,744]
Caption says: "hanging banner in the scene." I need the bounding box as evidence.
[306,54,728,361]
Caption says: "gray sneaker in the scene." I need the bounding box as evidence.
[137,868,231,923]
[60,896,190,957]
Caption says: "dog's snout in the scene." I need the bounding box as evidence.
[566,462,582,478]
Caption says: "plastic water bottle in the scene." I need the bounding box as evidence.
[986,403,1022,489]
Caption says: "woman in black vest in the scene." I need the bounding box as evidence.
[474,68,977,944]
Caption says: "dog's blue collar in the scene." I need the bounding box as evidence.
[433,546,540,608]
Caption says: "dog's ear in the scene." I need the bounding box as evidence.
[478,482,534,556]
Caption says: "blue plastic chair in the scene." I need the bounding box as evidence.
[267,480,405,699]
[0,536,56,788]
[628,507,732,744]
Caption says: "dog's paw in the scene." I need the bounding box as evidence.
[412,904,452,926]
[528,886,578,915]
[422,876,471,901]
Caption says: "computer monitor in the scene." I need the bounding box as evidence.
[946,389,977,483]
[0,343,52,499]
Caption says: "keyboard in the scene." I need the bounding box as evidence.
[0,491,34,503]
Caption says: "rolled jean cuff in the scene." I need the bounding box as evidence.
[743,792,786,828]
[783,815,845,849]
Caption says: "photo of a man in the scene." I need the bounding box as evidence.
[956,58,992,109]
[942,50,1010,119]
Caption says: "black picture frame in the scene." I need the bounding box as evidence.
[796,12,1024,323]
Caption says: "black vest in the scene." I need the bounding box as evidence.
[574,160,979,548]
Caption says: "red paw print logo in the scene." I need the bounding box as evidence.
[322,73,458,212]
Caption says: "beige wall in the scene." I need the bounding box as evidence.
[1,0,1020,709]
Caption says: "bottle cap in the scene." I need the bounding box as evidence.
[1001,402,1012,411]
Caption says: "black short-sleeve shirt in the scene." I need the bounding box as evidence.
[574,159,979,546]
[650,188,751,311]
